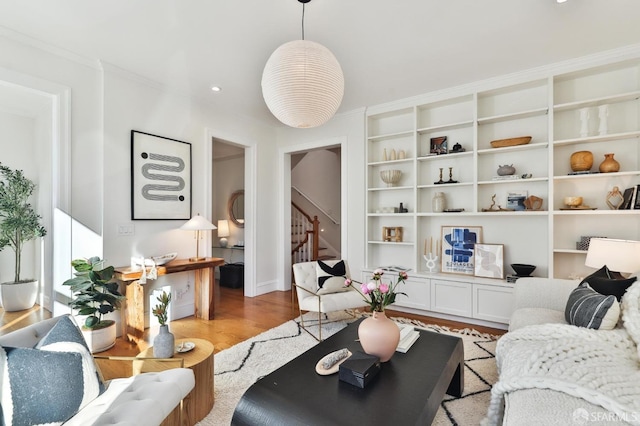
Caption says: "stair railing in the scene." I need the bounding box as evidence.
[291,202,319,264]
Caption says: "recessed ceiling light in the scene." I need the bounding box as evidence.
[211,86,222,92]
[557,0,567,3]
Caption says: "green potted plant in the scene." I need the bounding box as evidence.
[62,257,124,352]
[0,163,47,311]
[151,290,174,358]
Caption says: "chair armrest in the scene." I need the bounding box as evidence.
[514,277,579,312]
[93,356,184,381]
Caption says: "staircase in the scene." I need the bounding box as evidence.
[291,203,335,263]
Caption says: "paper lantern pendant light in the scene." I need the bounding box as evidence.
[261,2,344,128]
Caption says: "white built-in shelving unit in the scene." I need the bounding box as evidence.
[364,52,640,328]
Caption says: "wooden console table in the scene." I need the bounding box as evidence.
[114,257,224,343]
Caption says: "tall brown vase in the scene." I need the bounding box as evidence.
[357,310,400,362]
[599,153,620,173]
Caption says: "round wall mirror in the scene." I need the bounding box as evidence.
[228,190,245,228]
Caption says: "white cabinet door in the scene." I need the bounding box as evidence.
[392,277,430,310]
[430,279,472,317]
[473,284,515,324]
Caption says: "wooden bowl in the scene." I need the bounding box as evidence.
[564,196,583,207]
[490,136,532,148]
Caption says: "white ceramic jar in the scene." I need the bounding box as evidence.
[432,192,446,212]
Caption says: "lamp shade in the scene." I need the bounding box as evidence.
[262,39,344,128]
[180,215,217,231]
[217,220,230,238]
[585,238,640,274]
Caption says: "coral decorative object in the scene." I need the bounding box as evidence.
[599,153,620,173]
[357,311,400,362]
[570,151,593,172]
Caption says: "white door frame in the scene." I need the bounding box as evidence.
[278,136,347,290]
[204,128,257,297]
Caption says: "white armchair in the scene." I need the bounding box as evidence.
[292,260,368,341]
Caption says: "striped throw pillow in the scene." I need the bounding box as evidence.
[565,283,620,330]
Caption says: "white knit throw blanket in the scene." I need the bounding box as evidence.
[484,323,640,425]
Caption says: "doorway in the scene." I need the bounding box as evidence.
[281,136,347,289]
[211,138,246,291]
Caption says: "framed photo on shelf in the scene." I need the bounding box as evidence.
[131,130,192,220]
[430,136,448,155]
[507,190,528,211]
[474,244,504,279]
[441,226,482,275]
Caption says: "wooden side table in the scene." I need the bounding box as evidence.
[135,338,215,426]
[114,257,224,342]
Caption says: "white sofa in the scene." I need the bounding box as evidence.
[0,315,195,426]
[486,277,640,425]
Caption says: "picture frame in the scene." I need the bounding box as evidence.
[474,244,505,279]
[131,130,192,220]
[430,136,448,155]
[441,226,482,275]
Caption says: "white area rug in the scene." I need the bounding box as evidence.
[197,312,499,426]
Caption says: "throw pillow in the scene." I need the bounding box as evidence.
[316,259,350,295]
[0,315,104,426]
[564,282,620,330]
[621,280,640,359]
[581,265,637,301]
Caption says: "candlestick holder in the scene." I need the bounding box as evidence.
[423,253,439,273]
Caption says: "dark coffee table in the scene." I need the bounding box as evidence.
[232,318,464,425]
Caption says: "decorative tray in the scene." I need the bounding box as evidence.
[560,206,597,210]
[490,136,532,148]
[134,252,178,266]
[176,341,196,353]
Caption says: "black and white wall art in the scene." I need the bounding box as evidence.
[131,130,192,220]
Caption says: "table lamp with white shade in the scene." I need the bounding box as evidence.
[585,238,640,278]
[180,214,216,262]
[217,219,230,248]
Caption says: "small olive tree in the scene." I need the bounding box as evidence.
[0,163,47,283]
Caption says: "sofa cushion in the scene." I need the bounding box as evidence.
[316,260,349,295]
[508,307,566,331]
[581,265,637,301]
[564,283,620,330]
[0,315,104,426]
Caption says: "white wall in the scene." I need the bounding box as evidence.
[101,65,276,319]
[0,110,39,284]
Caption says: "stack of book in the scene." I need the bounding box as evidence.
[620,185,640,210]
[396,324,420,353]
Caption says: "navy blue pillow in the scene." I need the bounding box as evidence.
[0,315,104,426]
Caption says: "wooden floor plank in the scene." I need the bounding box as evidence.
[0,285,505,360]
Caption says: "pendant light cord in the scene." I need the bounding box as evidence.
[301,3,306,40]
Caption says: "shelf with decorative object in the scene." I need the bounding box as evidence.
[366,50,640,290]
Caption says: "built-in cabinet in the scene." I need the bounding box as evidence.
[365,53,640,326]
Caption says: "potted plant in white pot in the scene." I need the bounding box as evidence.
[63,257,124,352]
[0,163,47,311]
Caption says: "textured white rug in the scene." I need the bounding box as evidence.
[196,312,499,426]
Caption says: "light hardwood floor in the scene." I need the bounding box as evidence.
[0,285,505,359]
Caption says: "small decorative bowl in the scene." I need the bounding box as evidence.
[380,170,402,187]
[564,196,583,207]
[511,264,536,277]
